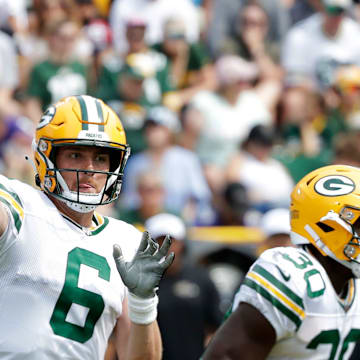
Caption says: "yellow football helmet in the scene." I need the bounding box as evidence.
[291,164,360,276]
[33,95,130,213]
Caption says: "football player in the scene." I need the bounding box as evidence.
[0,95,174,359]
[202,165,360,359]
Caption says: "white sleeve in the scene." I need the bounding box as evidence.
[232,248,306,340]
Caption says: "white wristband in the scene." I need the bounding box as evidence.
[127,292,159,325]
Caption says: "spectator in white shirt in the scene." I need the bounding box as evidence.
[282,0,360,90]
[109,0,200,54]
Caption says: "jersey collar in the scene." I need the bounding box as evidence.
[61,211,109,236]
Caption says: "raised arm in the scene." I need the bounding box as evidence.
[202,302,276,360]
[113,231,174,360]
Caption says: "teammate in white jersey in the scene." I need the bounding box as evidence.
[0,95,174,359]
[203,164,360,359]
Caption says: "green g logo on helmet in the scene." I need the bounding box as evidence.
[38,106,56,129]
[315,175,355,196]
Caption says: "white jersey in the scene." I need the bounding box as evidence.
[0,175,141,359]
[232,246,360,360]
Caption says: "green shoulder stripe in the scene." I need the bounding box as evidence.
[243,277,303,330]
[0,183,24,233]
[0,197,23,233]
[253,264,304,309]
[0,183,23,206]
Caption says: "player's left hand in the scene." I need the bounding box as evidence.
[113,231,175,299]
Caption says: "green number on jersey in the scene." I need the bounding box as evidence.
[307,330,340,360]
[339,329,360,360]
[304,269,325,298]
[282,252,326,298]
[307,329,360,359]
[50,247,110,343]
[282,252,313,269]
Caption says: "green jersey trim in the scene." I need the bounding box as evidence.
[337,278,356,311]
[0,183,24,233]
[243,277,303,330]
[253,264,305,309]
[90,215,109,236]
[60,212,109,236]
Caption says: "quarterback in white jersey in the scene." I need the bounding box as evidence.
[203,165,360,359]
[0,95,174,359]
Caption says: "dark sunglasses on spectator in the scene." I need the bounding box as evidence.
[325,6,346,15]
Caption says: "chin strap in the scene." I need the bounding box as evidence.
[63,198,96,213]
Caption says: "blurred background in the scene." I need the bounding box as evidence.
[3,0,360,358]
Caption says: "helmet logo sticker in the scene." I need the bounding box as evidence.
[315,175,355,196]
[37,106,56,129]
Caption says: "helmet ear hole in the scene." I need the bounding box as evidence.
[316,222,335,233]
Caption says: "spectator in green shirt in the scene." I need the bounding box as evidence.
[153,16,216,112]
[24,19,89,123]
[97,52,175,153]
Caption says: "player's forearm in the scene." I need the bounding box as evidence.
[113,232,173,359]
[125,321,162,360]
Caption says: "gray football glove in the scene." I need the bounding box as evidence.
[113,231,175,299]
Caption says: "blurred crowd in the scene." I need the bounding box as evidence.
[3,0,360,230]
[4,0,360,358]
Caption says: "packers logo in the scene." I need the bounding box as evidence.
[315,175,355,196]
[37,106,56,129]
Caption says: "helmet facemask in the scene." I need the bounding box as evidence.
[37,138,130,213]
[337,207,360,277]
